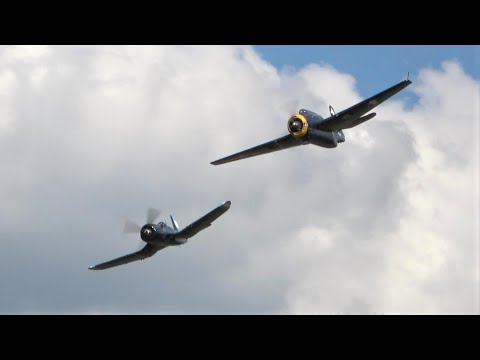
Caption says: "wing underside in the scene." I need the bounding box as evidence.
[316,80,412,131]
[211,134,301,165]
[175,201,231,239]
[89,243,164,270]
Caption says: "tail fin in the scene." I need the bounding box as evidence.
[170,215,180,231]
[329,105,336,116]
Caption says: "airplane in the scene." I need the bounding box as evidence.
[211,79,412,165]
[89,201,231,270]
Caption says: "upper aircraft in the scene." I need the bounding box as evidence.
[89,201,231,270]
[211,79,412,165]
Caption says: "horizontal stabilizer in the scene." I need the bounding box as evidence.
[342,112,376,129]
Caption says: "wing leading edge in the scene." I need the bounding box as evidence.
[175,201,231,239]
[316,79,412,131]
[211,134,301,166]
[89,243,164,270]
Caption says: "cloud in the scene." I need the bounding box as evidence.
[0,46,477,314]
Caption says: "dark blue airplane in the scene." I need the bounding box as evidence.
[211,79,412,165]
[89,201,231,270]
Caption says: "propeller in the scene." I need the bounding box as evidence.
[146,207,161,224]
[123,207,162,250]
[123,219,141,234]
[123,207,162,235]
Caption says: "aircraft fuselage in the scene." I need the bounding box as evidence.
[140,222,187,247]
[294,109,345,148]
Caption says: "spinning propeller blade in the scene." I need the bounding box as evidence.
[146,207,161,224]
[123,219,141,234]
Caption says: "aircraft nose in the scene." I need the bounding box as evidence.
[222,201,231,209]
[289,120,302,132]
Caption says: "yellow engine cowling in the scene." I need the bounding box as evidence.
[287,114,309,139]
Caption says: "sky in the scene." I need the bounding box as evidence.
[0,45,478,314]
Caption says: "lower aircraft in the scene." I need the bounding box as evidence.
[89,201,231,270]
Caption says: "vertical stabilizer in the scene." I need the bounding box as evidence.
[329,105,336,116]
[170,215,180,231]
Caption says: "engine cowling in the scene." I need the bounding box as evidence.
[287,114,309,139]
[140,224,156,242]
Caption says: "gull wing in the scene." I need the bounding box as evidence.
[175,201,231,239]
[89,243,165,270]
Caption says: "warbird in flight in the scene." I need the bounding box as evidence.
[89,201,231,270]
[211,79,412,165]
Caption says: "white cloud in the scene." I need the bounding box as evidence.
[2,45,51,63]
[0,46,477,314]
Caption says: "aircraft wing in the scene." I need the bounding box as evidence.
[211,134,301,165]
[88,243,164,270]
[316,79,412,131]
[175,201,231,239]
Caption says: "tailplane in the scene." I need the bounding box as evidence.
[342,112,376,129]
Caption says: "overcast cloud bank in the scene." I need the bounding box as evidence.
[0,46,478,314]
